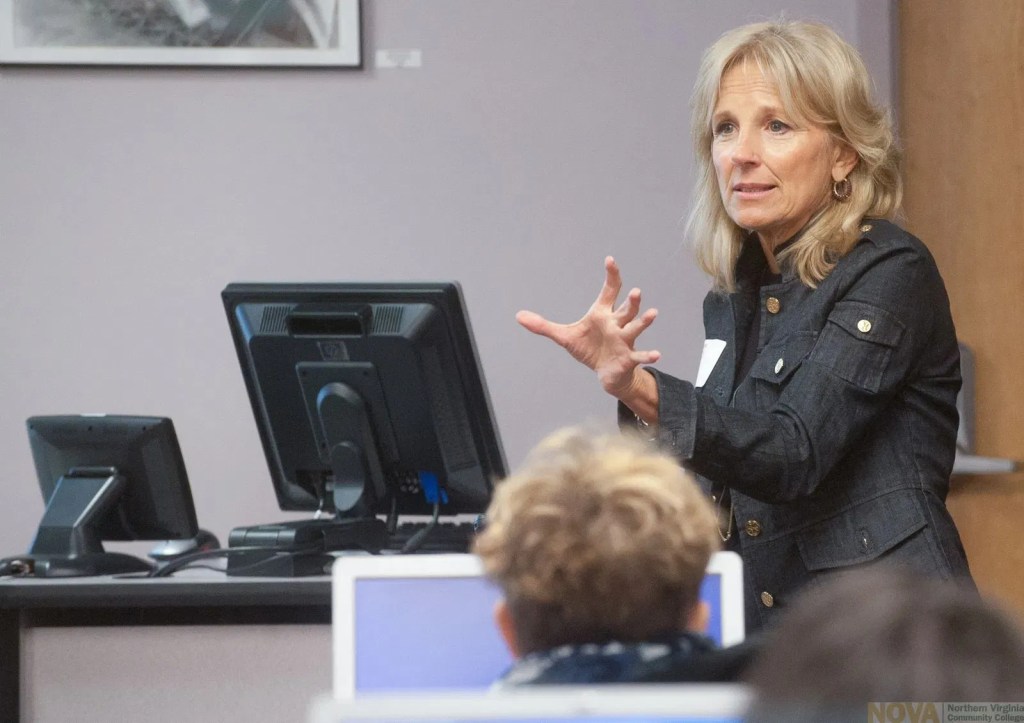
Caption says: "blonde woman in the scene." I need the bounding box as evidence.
[517,20,973,632]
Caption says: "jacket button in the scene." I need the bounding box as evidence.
[745,519,762,537]
[774,358,784,374]
[857,319,872,333]
[765,297,781,314]
[860,223,873,233]
[760,591,775,608]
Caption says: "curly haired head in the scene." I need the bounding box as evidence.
[472,427,720,655]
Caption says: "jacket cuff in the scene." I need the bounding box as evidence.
[616,367,699,460]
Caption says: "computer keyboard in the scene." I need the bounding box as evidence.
[386,520,481,553]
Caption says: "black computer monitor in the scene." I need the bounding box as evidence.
[23,415,199,577]
[221,282,507,569]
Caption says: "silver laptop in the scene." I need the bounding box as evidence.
[309,684,752,723]
[332,552,744,699]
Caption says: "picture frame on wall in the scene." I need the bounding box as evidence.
[0,0,361,67]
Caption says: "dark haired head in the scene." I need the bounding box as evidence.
[744,566,1024,721]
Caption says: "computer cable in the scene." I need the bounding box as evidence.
[400,500,440,554]
[385,495,400,535]
[209,548,329,577]
[0,556,35,577]
[147,544,320,578]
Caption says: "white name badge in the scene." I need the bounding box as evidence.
[695,339,727,388]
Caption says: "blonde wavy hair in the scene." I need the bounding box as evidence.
[472,427,719,655]
[685,20,902,292]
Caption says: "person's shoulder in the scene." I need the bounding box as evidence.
[642,635,763,684]
[853,218,926,253]
[839,219,940,275]
[832,219,948,303]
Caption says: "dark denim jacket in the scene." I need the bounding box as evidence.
[626,220,974,630]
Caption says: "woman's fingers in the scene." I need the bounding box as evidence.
[515,309,556,337]
[516,310,585,356]
[596,256,623,308]
[622,307,658,344]
[630,348,662,365]
[517,257,660,386]
[614,287,643,324]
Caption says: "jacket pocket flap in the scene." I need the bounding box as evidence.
[826,300,905,348]
[748,331,816,385]
[796,493,927,570]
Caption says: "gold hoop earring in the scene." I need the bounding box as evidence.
[832,177,852,201]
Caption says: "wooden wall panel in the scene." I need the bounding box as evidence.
[900,0,1024,615]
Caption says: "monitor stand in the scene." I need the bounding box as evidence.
[25,466,156,577]
[22,552,154,578]
[225,517,389,577]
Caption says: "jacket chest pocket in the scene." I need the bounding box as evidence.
[809,300,905,393]
[746,331,817,409]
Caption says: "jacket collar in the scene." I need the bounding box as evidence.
[493,632,717,687]
[735,233,804,291]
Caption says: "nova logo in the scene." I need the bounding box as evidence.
[868,702,941,723]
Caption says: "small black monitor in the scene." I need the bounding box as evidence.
[23,415,199,577]
[222,282,507,568]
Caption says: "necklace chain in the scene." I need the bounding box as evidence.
[715,489,735,542]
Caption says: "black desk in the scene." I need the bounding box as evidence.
[0,573,332,723]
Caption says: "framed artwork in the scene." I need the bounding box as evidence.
[0,0,361,67]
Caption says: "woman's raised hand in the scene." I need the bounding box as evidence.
[515,256,661,401]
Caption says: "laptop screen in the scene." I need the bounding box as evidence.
[334,552,744,697]
[353,575,508,692]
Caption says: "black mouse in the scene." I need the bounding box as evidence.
[148,528,220,562]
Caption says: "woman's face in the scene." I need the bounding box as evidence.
[711,61,855,250]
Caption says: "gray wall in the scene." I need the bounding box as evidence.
[0,0,895,560]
